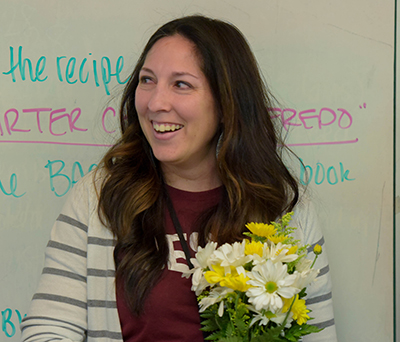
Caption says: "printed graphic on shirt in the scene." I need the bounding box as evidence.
[166,232,198,273]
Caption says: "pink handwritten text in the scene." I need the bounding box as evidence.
[271,107,353,131]
[0,107,118,141]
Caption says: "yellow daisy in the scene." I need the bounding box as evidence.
[205,265,251,292]
[268,234,288,244]
[287,245,298,255]
[246,222,276,238]
[245,240,264,257]
[281,296,293,313]
[291,296,310,325]
[282,295,310,325]
[204,264,225,284]
[222,273,251,292]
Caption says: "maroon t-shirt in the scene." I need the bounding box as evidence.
[117,185,222,342]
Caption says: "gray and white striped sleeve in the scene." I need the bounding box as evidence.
[293,198,338,342]
[21,180,91,342]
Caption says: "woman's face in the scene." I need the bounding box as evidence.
[135,34,219,174]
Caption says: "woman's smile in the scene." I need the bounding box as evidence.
[152,121,184,133]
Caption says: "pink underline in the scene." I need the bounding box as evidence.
[0,138,358,148]
[0,140,114,147]
[286,138,358,147]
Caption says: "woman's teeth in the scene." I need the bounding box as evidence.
[153,123,183,133]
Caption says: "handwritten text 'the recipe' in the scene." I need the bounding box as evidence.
[2,46,128,95]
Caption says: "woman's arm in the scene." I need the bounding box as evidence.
[292,197,338,342]
[20,177,92,342]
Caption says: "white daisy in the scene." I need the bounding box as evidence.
[270,310,293,328]
[184,242,217,295]
[196,242,218,268]
[295,257,313,272]
[251,242,298,266]
[247,304,293,328]
[191,269,210,296]
[265,242,299,264]
[249,312,271,327]
[248,305,273,327]
[293,268,319,290]
[246,259,300,313]
[198,286,234,313]
[212,240,252,268]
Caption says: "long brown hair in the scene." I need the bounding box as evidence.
[97,15,299,315]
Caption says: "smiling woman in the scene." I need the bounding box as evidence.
[135,35,220,190]
[21,15,337,342]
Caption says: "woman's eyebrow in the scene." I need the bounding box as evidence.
[140,67,198,79]
[172,71,199,79]
[140,67,155,75]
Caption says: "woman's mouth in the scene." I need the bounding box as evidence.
[153,122,183,133]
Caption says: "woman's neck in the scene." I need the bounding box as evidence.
[161,162,222,192]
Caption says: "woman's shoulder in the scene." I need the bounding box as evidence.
[292,191,315,221]
[57,168,108,222]
[60,167,113,237]
[290,191,323,246]
[70,167,107,201]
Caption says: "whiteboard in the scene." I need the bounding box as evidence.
[0,1,395,341]
[396,1,400,340]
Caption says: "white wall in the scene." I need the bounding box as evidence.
[0,1,395,341]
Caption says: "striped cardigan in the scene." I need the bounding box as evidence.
[21,173,337,341]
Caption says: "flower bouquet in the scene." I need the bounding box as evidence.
[190,212,323,342]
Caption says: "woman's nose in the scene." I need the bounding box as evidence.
[147,84,172,113]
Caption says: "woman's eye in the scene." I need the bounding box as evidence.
[139,76,153,84]
[175,81,191,89]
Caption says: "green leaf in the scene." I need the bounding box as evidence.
[200,312,223,333]
[284,323,323,341]
[235,316,247,333]
[243,232,266,243]
[218,337,244,342]
[205,330,224,341]
[226,322,234,336]
[201,323,219,332]
[248,324,287,342]
[250,333,283,342]
[297,287,307,299]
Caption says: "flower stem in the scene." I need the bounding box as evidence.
[281,296,296,329]
[311,255,319,268]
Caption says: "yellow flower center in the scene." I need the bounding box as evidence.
[265,281,278,293]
